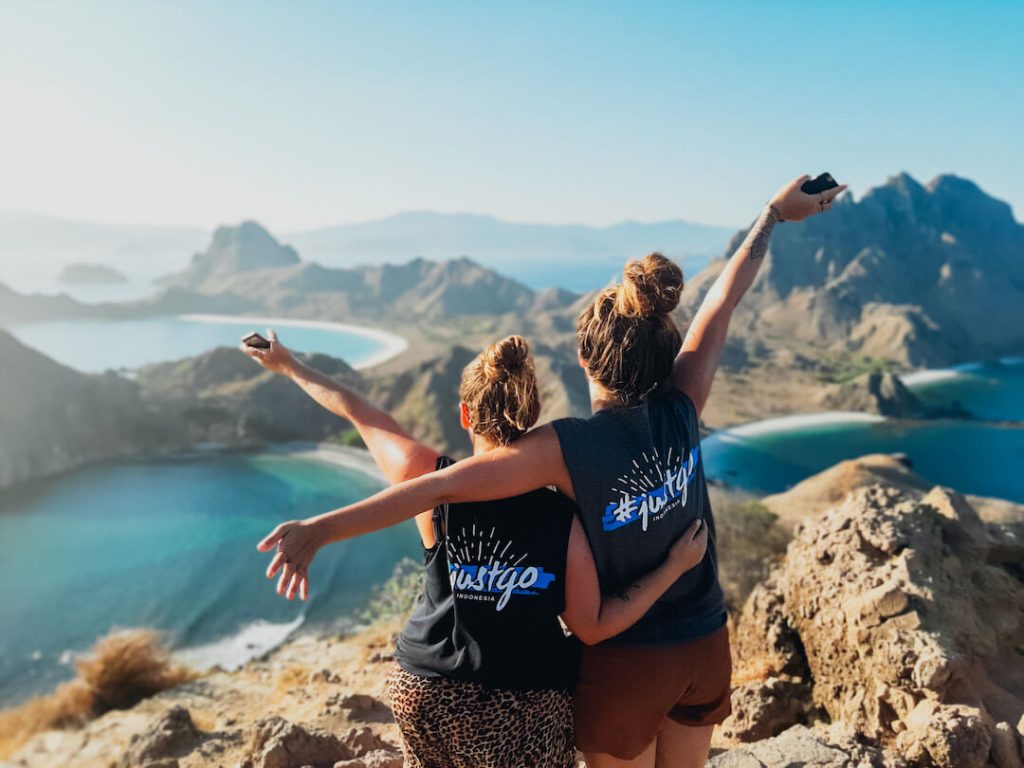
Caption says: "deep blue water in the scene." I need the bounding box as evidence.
[703,360,1024,501]
[907,360,1024,422]
[0,453,419,707]
[5,315,385,373]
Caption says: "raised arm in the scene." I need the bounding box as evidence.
[672,175,847,415]
[561,517,707,645]
[257,424,571,599]
[242,330,440,548]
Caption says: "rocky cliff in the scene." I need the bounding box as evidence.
[722,482,1024,768]
[0,331,177,488]
[682,174,1024,367]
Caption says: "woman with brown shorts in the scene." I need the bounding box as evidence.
[247,333,708,767]
[259,174,846,766]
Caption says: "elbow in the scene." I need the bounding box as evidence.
[571,623,610,646]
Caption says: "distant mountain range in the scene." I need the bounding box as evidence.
[3,170,1023,489]
[157,222,579,321]
[284,211,735,291]
[683,173,1024,367]
[0,210,733,294]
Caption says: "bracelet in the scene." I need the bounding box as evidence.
[767,203,784,223]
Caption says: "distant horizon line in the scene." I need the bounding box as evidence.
[0,205,743,237]
[4,170,1017,235]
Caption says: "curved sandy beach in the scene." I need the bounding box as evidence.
[707,411,886,443]
[178,313,409,370]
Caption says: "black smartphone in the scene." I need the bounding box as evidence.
[243,332,271,349]
[801,172,839,195]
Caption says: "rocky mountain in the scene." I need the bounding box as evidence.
[0,283,88,324]
[154,221,579,321]
[683,173,1024,367]
[157,221,301,294]
[133,348,367,449]
[724,482,1024,768]
[0,331,175,487]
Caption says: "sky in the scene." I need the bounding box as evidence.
[1,1,1021,231]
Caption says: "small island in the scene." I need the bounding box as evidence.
[57,262,128,285]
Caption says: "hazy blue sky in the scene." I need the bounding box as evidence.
[1,1,1021,230]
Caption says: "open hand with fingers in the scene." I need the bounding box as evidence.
[257,519,322,601]
[769,174,848,222]
[239,328,298,377]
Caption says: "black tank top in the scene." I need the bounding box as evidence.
[394,458,579,690]
[553,389,725,646]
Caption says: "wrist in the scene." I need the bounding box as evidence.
[765,201,783,223]
[306,515,332,547]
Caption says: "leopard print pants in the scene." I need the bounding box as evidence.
[385,665,576,768]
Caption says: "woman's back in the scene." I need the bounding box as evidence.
[553,388,724,645]
[396,483,579,690]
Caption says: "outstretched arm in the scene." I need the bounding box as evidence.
[672,175,847,415]
[242,330,440,551]
[561,517,707,645]
[257,424,571,599]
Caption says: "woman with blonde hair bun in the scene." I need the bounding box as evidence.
[257,174,846,767]
[245,332,707,767]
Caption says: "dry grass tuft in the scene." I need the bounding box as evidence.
[711,488,791,612]
[0,628,197,759]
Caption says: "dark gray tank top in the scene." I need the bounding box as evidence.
[553,388,725,646]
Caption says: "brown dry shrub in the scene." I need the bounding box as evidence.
[0,628,197,759]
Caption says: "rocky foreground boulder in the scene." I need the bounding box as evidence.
[720,483,1024,768]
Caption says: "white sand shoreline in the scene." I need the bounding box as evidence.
[709,411,886,442]
[263,441,387,482]
[899,358,1023,387]
[898,369,963,386]
[178,313,409,370]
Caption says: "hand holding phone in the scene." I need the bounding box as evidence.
[243,332,271,350]
[769,174,847,222]
[800,173,839,195]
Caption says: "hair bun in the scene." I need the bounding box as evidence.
[483,335,530,381]
[615,253,683,318]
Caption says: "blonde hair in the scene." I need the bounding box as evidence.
[577,253,683,405]
[459,335,540,446]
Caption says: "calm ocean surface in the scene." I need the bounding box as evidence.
[703,359,1024,501]
[0,453,418,707]
[6,315,385,373]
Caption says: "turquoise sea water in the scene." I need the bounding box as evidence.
[0,453,419,707]
[908,360,1024,422]
[5,316,385,373]
[703,360,1024,501]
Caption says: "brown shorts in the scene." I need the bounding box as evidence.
[573,624,732,759]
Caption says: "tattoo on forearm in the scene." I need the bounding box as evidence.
[748,206,779,263]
